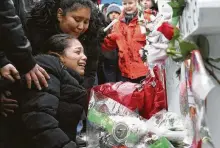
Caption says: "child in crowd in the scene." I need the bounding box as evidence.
[102,3,122,82]
[101,3,110,21]
[106,3,121,23]
[102,0,148,83]
[139,0,157,21]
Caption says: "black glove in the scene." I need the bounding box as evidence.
[97,27,108,43]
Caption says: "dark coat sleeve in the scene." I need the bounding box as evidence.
[0,51,10,68]
[20,55,76,148]
[0,0,36,74]
[83,41,100,89]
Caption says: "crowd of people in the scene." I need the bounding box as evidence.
[0,0,158,147]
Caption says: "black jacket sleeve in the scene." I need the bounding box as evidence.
[0,0,36,74]
[0,51,10,68]
[83,41,100,89]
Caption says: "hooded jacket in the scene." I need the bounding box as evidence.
[9,55,87,148]
[102,12,148,79]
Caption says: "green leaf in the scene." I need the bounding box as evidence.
[172,27,180,40]
[168,1,185,26]
[168,1,185,19]
[167,47,183,62]
[172,56,184,62]
[146,29,151,36]
[177,0,186,6]
[168,1,181,8]
[167,47,181,55]
[171,16,179,26]
[172,7,185,17]
[169,0,185,6]
[150,137,172,148]
[179,41,198,58]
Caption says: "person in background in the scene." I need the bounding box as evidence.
[101,3,110,20]
[12,0,41,30]
[139,0,157,20]
[0,0,50,118]
[102,0,148,83]
[0,1,49,147]
[139,0,152,9]
[106,3,121,23]
[94,3,111,85]
[102,3,122,82]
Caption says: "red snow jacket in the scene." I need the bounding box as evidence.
[102,13,148,79]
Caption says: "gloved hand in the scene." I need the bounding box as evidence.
[108,32,121,41]
[98,27,108,43]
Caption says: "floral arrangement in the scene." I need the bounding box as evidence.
[139,0,198,65]
[138,1,218,148]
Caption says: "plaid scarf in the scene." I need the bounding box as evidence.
[124,11,138,24]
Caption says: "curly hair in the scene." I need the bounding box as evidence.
[28,0,107,55]
[79,6,107,46]
[29,0,93,30]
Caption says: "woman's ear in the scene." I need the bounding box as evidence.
[57,8,64,22]
[48,51,64,62]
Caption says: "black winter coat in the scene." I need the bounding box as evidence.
[0,0,36,73]
[26,5,107,89]
[7,55,87,148]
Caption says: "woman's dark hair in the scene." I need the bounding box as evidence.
[42,34,74,54]
[151,0,158,11]
[28,0,107,48]
[29,0,93,30]
[28,0,107,60]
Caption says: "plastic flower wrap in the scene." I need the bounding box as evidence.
[86,89,188,148]
[147,110,190,147]
[178,50,216,148]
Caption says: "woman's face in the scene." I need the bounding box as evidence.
[122,0,137,14]
[140,0,153,9]
[60,39,87,75]
[57,7,91,38]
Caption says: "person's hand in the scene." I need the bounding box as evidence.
[109,33,121,41]
[0,64,20,82]
[98,27,108,43]
[0,92,18,117]
[25,64,50,90]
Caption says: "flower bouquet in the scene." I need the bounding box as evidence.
[86,89,188,148]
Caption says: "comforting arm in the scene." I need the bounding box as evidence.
[0,0,36,73]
